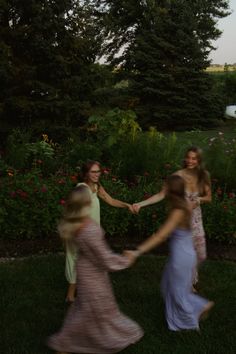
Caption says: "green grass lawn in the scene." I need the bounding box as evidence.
[0,255,235,354]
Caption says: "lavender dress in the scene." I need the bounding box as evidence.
[48,219,143,353]
[161,228,209,331]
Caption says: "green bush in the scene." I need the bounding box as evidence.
[0,168,235,244]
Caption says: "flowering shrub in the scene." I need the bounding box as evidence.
[0,170,76,239]
[0,168,235,244]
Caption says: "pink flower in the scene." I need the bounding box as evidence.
[59,199,66,205]
[228,193,235,199]
[112,176,117,182]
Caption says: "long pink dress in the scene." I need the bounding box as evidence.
[48,219,143,353]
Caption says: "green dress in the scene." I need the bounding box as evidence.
[65,182,100,284]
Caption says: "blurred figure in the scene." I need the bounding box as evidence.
[66,160,134,302]
[49,185,143,354]
[133,146,212,286]
[126,175,214,331]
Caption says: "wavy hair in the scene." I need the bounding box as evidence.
[58,184,91,240]
[183,146,211,196]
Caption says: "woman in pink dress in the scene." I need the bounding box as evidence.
[66,160,134,303]
[48,184,143,354]
[133,147,212,286]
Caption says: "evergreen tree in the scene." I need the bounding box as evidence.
[95,0,230,129]
[0,0,102,130]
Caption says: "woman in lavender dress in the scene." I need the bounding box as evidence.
[126,175,214,331]
[49,185,143,354]
[133,147,212,286]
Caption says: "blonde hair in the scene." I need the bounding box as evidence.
[58,185,91,240]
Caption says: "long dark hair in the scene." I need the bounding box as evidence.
[183,146,210,196]
[166,175,191,227]
[81,160,101,183]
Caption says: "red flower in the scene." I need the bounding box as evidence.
[59,199,66,205]
[112,176,117,182]
[41,185,47,193]
[216,188,222,196]
[223,205,227,210]
[70,175,77,183]
[228,193,235,199]
[58,179,66,185]
[17,189,28,198]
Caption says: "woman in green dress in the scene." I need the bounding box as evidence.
[66,160,133,302]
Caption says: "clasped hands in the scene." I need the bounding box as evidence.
[127,203,141,214]
[123,250,140,266]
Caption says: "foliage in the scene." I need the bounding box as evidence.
[94,0,230,128]
[0,0,104,129]
[0,164,235,244]
[88,108,141,147]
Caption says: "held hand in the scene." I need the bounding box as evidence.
[127,204,136,214]
[132,203,141,214]
[123,250,138,266]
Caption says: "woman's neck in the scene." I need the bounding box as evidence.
[86,181,97,192]
[184,168,198,178]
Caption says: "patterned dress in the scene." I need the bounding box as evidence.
[49,219,143,353]
[185,191,207,264]
[65,182,100,284]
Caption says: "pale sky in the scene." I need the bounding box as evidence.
[209,0,236,64]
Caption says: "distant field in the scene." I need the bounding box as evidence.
[168,123,236,142]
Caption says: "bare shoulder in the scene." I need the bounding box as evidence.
[173,169,184,177]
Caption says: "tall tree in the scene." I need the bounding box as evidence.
[95,0,230,129]
[0,0,102,130]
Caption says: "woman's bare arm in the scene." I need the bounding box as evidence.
[136,209,185,255]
